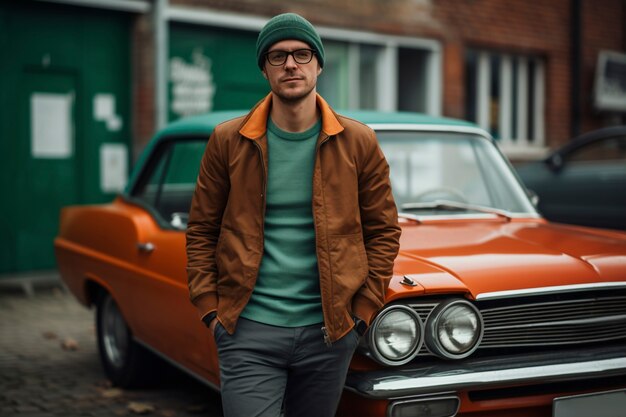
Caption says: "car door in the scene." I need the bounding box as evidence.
[125,137,221,381]
[540,134,626,229]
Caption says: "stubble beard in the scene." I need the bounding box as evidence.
[272,80,317,106]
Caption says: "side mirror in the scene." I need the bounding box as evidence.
[546,153,564,173]
[171,212,189,230]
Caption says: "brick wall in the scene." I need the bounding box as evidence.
[131,13,156,159]
[170,0,441,35]
[432,0,573,145]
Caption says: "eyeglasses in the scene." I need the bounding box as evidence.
[265,49,316,66]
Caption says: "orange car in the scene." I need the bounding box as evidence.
[55,111,626,417]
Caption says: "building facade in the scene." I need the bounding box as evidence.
[1,0,624,273]
[133,0,626,159]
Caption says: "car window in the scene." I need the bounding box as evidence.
[566,135,626,163]
[131,139,206,229]
[377,131,536,215]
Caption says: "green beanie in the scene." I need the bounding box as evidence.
[256,13,325,69]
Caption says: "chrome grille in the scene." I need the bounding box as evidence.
[409,295,626,355]
[411,303,437,322]
[480,296,626,348]
[408,303,437,355]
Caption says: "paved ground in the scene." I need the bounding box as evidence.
[0,282,223,417]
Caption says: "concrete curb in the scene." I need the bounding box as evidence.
[0,270,65,297]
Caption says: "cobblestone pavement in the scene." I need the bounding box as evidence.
[0,284,223,417]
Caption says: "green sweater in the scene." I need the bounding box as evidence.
[240,118,324,327]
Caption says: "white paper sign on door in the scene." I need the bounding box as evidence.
[94,94,123,132]
[31,93,73,158]
[100,143,128,193]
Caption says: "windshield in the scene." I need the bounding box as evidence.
[376,130,537,216]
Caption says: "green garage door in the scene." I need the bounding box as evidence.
[0,2,131,274]
[16,71,81,271]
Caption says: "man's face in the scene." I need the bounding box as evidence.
[262,39,322,103]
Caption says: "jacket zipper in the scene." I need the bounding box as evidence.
[315,133,333,347]
[321,326,332,347]
[253,139,268,266]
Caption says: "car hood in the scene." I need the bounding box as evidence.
[389,219,626,300]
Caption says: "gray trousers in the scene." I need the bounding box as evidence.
[214,318,359,417]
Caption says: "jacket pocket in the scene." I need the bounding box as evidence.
[328,232,369,308]
[215,226,258,292]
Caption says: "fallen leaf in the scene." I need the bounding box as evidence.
[61,338,79,350]
[42,331,58,340]
[101,388,124,398]
[128,401,155,414]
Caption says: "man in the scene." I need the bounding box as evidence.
[186,12,401,417]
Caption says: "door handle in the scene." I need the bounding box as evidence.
[137,242,155,253]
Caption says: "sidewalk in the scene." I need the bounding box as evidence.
[0,281,223,417]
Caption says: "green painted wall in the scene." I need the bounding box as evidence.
[0,2,131,273]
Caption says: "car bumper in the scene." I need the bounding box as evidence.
[346,344,626,399]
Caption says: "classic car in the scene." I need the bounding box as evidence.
[516,125,626,230]
[54,110,626,417]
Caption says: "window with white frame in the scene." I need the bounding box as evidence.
[465,50,545,148]
[317,38,440,114]
[164,7,442,116]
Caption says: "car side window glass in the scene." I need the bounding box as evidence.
[566,136,626,164]
[132,139,206,229]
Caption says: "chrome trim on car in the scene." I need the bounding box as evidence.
[476,282,626,301]
[408,303,439,320]
[346,345,626,399]
[479,295,626,348]
[136,242,156,253]
[387,395,460,417]
[367,123,492,139]
[486,312,626,331]
[408,294,626,355]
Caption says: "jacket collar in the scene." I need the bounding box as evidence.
[239,92,345,140]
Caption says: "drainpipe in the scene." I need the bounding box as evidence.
[155,0,168,130]
[570,0,581,138]
[623,0,626,124]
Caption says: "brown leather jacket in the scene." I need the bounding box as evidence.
[186,93,401,342]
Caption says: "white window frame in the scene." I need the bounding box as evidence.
[347,44,361,109]
[471,50,547,159]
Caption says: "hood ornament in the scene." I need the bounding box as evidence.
[401,276,418,287]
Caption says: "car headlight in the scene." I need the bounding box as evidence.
[425,299,483,359]
[367,305,423,366]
